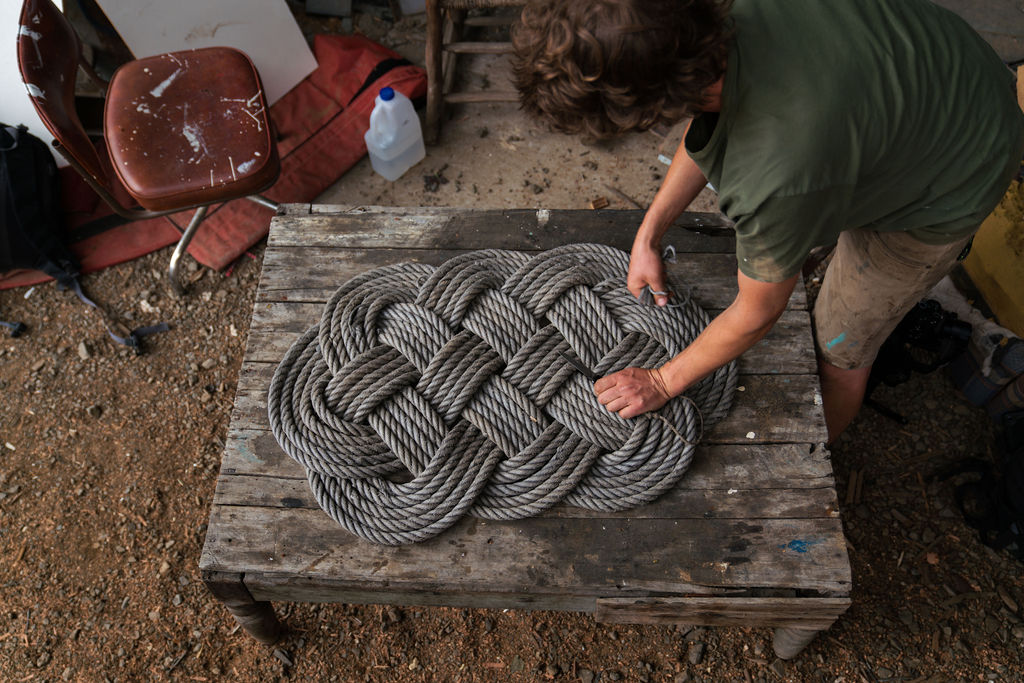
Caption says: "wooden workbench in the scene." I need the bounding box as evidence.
[199,205,851,658]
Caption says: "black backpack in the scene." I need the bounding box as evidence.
[0,123,79,283]
[0,123,167,351]
[864,298,972,423]
[952,412,1024,561]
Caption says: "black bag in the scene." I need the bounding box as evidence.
[0,123,79,282]
[0,123,168,351]
[864,298,972,423]
[953,412,1024,560]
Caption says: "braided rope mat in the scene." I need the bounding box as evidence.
[268,243,738,545]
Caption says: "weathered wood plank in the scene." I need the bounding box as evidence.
[244,300,816,372]
[245,568,752,608]
[199,507,851,594]
[212,473,839,520]
[247,577,600,612]
[256,248,733,307]
[229,364,828,444]
[255,246,808,311]
[594,596,851,628]
[268,206,737,254]
[219,429,833,490]
[445,40,515,54]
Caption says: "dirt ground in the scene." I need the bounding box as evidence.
[2,7,1024,683]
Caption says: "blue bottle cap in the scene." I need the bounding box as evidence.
[380,87,395,101]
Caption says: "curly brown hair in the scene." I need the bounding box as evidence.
[512,0,733,140]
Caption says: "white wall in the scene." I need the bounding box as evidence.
[94,0,316,105]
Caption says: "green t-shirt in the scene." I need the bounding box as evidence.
[685,0,1024,282]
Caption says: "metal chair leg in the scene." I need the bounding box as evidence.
[246,194,280,212]
[168,196,277,296]
[169,206,208,296]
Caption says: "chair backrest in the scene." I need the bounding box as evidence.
[17,0,114,192]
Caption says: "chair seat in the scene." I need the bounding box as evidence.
[104,47,280,212]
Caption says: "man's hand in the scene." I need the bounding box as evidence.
[627,241,671,307]
[594,367,672,419]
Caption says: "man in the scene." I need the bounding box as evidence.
[512,0,1024,442]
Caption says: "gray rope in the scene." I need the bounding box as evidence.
[268,243,738,545]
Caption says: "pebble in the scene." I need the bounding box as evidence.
[674,673,691,683]
[510,655,524,672]
[579,669,595,683]
[172,594,183,606]
[62,666,73,681]
[482,618,494,633]
[201,358,217,370]
[877,667,894,679]
[683,626,705,642]
[273,648,293,667]
[769,660,785,678]
[36,651,51,667]
[77,342,91,360]
[688,641,706,665]
[1012,625,1024,639]
[544,663,560,678]
[997,587,1018,613]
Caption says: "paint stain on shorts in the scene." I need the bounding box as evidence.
[825,332,847,350]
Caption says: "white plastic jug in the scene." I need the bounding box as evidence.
[364,87,426,182]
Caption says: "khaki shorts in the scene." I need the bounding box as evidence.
[813,228,974,370]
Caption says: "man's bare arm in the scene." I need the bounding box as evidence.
[595,270,799,418]
[627,124,708,307]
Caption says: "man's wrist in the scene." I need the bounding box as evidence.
[637,209,674,245]
[648,367,672,401]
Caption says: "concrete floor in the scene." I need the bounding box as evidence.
[313,0,1023,216]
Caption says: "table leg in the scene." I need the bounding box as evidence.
[772,626,821,659]
[203,570,282,645]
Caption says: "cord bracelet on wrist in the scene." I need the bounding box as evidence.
[648,367,672,401]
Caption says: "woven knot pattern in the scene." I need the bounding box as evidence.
[268,244,737,545]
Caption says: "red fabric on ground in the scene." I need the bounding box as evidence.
[0,35,426,290]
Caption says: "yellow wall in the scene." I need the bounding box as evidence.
[963,180,1024,337]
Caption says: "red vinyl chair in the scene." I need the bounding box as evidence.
[17,0,281,294]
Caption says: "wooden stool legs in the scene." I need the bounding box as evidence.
[426,0,467,144]
[425,0,444,144]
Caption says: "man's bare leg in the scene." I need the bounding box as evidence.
[818,360,871,444]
